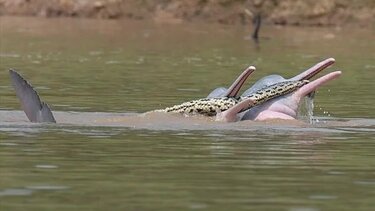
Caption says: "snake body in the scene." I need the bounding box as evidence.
[155,80,309,116]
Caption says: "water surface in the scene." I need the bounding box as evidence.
[0,17,374,210]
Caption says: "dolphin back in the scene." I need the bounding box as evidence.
[242,74,285,96]
[9,69,56,123]
[207,87,228,98]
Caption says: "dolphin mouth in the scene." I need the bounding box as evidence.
[225,65,256,97]
[297,71,342,98]
[291,58,335,81]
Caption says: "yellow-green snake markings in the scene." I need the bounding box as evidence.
[154,80,309,116]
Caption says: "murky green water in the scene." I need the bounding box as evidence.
[0,17,375,210]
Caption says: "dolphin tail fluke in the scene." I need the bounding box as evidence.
[9,69,56,123]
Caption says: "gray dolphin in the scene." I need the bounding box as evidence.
[207,58,341,121]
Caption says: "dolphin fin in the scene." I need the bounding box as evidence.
[9,69,56,123]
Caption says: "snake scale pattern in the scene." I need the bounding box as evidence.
[155,80,309,116]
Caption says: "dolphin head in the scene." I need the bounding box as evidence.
[240,58,341,121]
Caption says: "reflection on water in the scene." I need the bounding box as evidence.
[0,17,375,210]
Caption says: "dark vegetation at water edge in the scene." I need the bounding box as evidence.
[0,0,374,27]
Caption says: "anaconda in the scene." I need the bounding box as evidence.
[155,80,309,116]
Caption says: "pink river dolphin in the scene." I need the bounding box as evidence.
[208,58,342,122]
[7,58,341,124]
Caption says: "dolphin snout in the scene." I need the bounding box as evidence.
[291,58,336,81]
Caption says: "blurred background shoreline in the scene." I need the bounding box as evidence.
[0,0,374,27]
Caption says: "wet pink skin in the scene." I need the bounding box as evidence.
[243,71,342,121]
[213,58,342,122]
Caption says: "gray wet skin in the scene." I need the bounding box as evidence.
[9,70,56,123]
[207,58,340,121]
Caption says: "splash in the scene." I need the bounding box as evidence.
[297,91,315,124]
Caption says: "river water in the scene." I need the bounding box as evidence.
[0,17,374,210]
